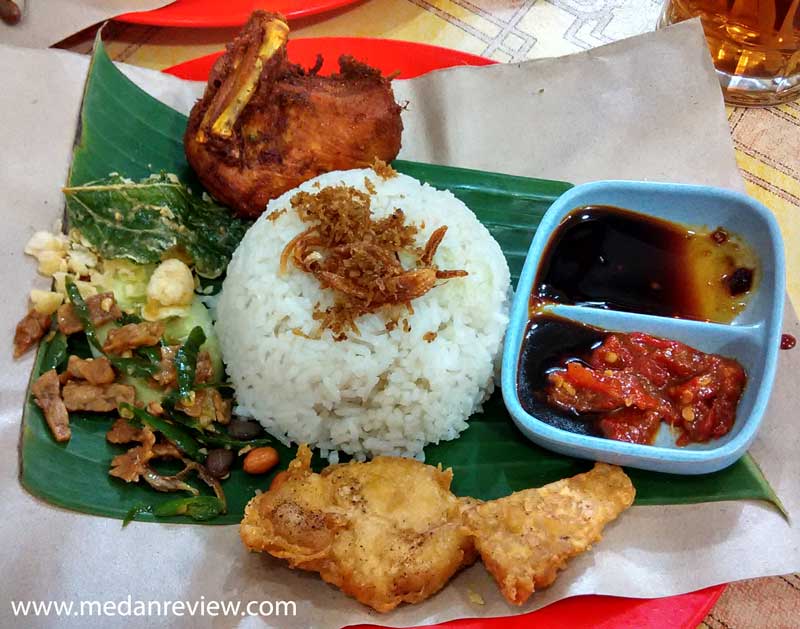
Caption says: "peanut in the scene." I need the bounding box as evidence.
[243,446,279,475]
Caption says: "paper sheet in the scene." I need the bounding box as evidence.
[1,20,799,629]
[0,0,170,48]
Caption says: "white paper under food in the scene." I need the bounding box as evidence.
[0,0,170,48]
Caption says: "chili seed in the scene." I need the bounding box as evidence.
[727,267,754,296]
[711,228,729,244]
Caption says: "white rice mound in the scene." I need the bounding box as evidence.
[215,168,511,461]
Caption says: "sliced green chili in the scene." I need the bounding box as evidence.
[122,503,151,527]
[65,279,100,350]
[40,331,68,373]
[175,326,206,401]
[168,409,271,449]
[135,346,162,363]
[199,433,272,449]
[120,403,205,462]
[118,312,143,325]
[153,496,224,521]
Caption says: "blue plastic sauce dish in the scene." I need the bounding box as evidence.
[501,180,785,474]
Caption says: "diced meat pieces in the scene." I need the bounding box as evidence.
[87,292,122,323]
[153,346,213,387]
[13,309,51,358]
[102,321,164,355]
[109,427,156,483]
[31,369,71,442]
[212,391,232,425]
[62,382,135,412]
[196,351,214,384]
[66,355,116,385]
[56,304,82,335]
[153,345,178,386]
[106,418,147,444]
[177,388,231,426]
[57,292,122,335]
[152,441,183,459]
[110,446,150,482]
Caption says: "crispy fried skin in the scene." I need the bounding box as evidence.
[184,11,403,218]
[463,463,635,605]
[240,448,634,612]
[240,446,477,612]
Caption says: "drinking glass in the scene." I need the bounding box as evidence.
[660,0,800,106]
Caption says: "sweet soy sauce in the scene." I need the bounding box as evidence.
[534,206,757,322]
[517,315,606,437]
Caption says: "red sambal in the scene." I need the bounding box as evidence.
[545,332,747,445]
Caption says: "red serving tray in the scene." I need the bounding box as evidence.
[116,0,362,27]
[165,37,496,80]
[163,38,726,628]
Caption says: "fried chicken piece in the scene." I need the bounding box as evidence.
[62,382,135,412]
[65,355,116,385]
[241,448,634,612]
[13,308,50,358]
[31,369,70,442]
[462,463,635,605]
[240,445,477,613]
[56,292,122,335]
[184,11,403,218]
[102,321,164,355]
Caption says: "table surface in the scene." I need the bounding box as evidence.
[56,2,800,627]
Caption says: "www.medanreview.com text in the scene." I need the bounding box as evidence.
[10,596,297,618]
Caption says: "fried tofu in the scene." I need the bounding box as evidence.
[240,445,477,612]
[462,463,635,605]
[240,448,635,612]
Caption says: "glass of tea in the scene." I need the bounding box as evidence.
[659,0,800,106]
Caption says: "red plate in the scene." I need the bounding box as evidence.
[165,37,496,80]
[163,39,726,628]
[116,0,362,27]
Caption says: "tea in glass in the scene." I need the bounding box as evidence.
[660,0,800,106]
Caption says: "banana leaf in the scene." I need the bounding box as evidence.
[18,39,783,524]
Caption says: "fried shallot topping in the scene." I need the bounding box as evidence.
[371,159,397,180]
[280,184,467,338]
